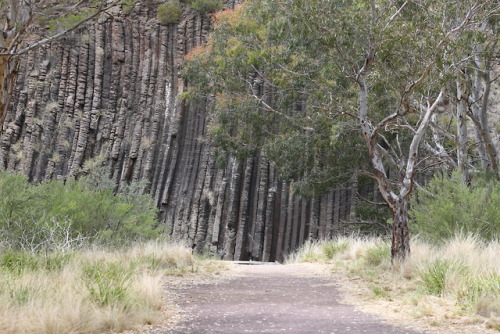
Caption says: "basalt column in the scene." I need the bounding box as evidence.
[0,2,355,262]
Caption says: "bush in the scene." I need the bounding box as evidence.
[410,171,500,242]
[158,1,182,24]
[0,169,161,251]
[188,0,223,14]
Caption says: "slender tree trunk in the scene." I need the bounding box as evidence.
[391,197,410,261]
[456,79,470,185]
[0,55,17,129]
[470,62,498,179]
[471,64,490,169]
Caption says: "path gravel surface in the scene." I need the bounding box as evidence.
[164,263,425,334]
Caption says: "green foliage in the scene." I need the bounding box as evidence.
[46,8,96,35]
[121,0,136,14]
[183,0,496,206]
[188,0,223,14]
[458,274,500,311]
[1,251,40,274]
[157,1,182,25]
[0,169,161,251]
[369,284,391,298]
[410,172,500,242]
[83,260,133,306]
[0,250,73,274]
[362,243,390,267]
[420,259,452,296]
[419,259,466,296]
[322,240,349,259]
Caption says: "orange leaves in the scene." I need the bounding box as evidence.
[211,2,246,27]
[184,40,212,62]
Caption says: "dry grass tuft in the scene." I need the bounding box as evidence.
[0,241,202,334]
[289,234,500,333]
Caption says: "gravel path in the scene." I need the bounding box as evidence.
[164,263,425,334]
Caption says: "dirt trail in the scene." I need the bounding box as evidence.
[164,263,425,334]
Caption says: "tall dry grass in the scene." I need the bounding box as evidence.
[288,234,500,331]
[0,241,194,334]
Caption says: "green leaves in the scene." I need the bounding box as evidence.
[410,172,500,242]
[157,1,182,25]
[188,0,223,14]
[0,169,161,251]
[183,0,498,200]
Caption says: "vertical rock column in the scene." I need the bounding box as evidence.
[0,3,356,262]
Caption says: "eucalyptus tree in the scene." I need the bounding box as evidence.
[184,0,498,260]
[0,0,123,130]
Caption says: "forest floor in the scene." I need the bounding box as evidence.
[135,262,428,334]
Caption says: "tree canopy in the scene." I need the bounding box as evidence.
[184,0,499,260]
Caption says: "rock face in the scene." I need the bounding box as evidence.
[0,1,355,261]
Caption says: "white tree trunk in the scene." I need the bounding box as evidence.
[457,79,470,185]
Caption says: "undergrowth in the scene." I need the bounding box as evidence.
[0,241,220,334]
[288,234,500,332]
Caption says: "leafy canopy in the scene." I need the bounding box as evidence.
[183,0,495,199]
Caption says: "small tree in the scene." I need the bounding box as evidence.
[157,1,183,24]
[188,0,223,15]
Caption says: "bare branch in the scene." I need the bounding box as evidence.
[1,1,120,59]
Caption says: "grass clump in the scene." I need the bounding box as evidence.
[1,250,73,274]
[322,240,349,259]
[83,260,133,306]
[362,243,390,267]
[286,240,323,263]
[158,1,183,24]
[0,242,202,334]
[418,259,467,296]
[288,234,500,333]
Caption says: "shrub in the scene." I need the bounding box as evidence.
[121,0,136,14]
[158,1,182,24]
[0,169,161,251]
[188,0,223,14]
[410,171,500,242]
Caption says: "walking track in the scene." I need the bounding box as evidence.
[164,263,425,334]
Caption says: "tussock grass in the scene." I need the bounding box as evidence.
[0,241,196,334]
[288,234,500,332]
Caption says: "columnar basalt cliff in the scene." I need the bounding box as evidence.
[0,1,355,261]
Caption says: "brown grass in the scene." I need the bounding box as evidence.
[0,241,222,334]
[289,234,500,334]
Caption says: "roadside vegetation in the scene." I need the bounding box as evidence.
[0,168,225,333]
[289,236,500,332]
[0,241,227,334]
[289,172,499,332]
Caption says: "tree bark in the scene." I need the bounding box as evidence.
[456,79,470,185]
[390,197,410,261]
[0,56,16,128]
